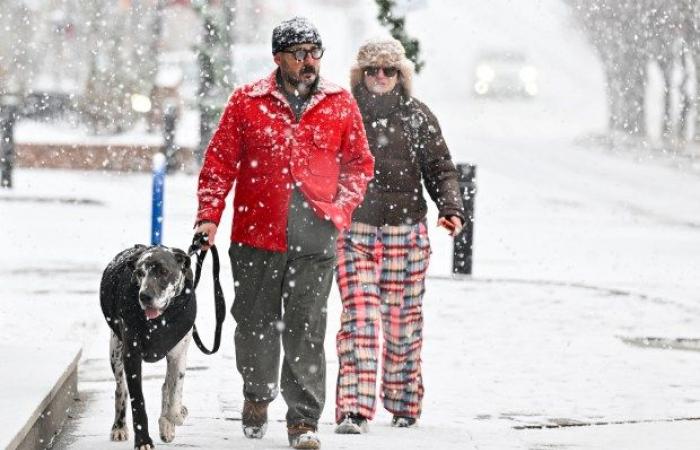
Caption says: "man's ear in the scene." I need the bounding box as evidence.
[273,52,282,66]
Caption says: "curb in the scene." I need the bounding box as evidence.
[5,348,82,450]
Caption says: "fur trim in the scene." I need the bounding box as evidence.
[350,38,414,95]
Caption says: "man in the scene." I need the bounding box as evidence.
[194,17,374,449]
[334,38,465,434]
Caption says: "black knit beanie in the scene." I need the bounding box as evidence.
[271,17,322,54]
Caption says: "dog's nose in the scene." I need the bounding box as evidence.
[139,292,154,305]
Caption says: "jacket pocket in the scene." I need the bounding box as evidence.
[308,153,340,177]
[312,128,341,151]
[309,132,340,178]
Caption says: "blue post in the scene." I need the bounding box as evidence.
[151,153,166,245]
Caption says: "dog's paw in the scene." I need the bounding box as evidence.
[159,416,176,443]
[134,434,154,449]
[166,405,188,426]
[110,425,129,441]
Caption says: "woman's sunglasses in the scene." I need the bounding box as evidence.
[364,66,399,77]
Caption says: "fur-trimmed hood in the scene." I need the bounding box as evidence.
[350,38,415,95]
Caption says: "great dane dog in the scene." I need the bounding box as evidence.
[100,244,196,450]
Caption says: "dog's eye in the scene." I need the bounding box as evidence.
[134,269,146,279]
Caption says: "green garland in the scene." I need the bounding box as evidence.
[375,0,425,73]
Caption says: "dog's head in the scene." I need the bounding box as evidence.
[130,247,192,321]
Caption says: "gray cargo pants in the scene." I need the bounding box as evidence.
[228,189,338,427]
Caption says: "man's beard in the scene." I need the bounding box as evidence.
[283,65,318,96]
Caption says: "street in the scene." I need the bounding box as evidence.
[3,1,700,448]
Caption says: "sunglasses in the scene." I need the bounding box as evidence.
[280,47,324,61]
[364,66,399,77]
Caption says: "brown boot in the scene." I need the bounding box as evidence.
[287,422,320,449]
[242,400,269,439]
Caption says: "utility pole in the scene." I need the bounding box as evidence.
[0,95,20,189]
[192,0,235,164]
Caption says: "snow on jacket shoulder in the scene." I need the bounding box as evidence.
[196,71,374,252]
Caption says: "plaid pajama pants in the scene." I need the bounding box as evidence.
[335,221,431,422]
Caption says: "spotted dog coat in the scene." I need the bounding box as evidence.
[100,245,196,450]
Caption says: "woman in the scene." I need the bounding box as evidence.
[334,38,465,434]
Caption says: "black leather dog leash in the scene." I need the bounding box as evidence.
[188,233,226,355]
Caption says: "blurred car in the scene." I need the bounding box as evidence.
[472,50,538,98]
[21,91,77,120]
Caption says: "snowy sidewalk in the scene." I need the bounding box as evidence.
[4,163,700,449]
[55,299,472,450]
[53,275,700,450]
[0,344,81,450]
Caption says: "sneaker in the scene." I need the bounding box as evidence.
[242,400,269,439]
[335,414,369,434]
[391,415,417,428]
[287,423,320,449]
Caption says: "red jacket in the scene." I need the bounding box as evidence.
[196,71,374,252]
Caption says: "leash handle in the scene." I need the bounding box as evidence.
[191,245,226,355]
[188,232,209,256]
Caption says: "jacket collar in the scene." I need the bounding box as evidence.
[247,70,343,99]
[353,83,404,120]
[246,70,343,120]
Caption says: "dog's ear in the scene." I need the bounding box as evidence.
[172,248,191,270]
[173,249,194,282]
[126,244,147,271]
[126,246,149,286]
[130,261,144,285]
[184,267,194,282]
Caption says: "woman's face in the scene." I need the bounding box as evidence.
[363,66,399,95]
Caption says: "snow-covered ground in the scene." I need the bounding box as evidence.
[3,0,700,449]
[5,157,700,450]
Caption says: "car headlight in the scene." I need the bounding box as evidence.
[519,66,537,83]
[476,64,495,82]
[525,82,538,96]
[131,94,152,113]
[474,81,489,95]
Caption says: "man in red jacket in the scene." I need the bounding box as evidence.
[194,17,373,450]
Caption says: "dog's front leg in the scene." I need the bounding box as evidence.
[123,335,154,450]
[159,331,191,443]
[109,331,129,441]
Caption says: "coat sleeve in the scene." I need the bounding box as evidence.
[333,96,374,228]
[195,91,243,226]
[417,104,466,222]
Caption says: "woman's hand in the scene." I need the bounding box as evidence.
[437,216,463,237]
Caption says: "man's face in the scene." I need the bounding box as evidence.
[274,44,322,94]
[363,66,399,95]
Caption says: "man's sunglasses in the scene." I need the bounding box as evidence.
[280,47,325,61]
[364,66,399,77]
